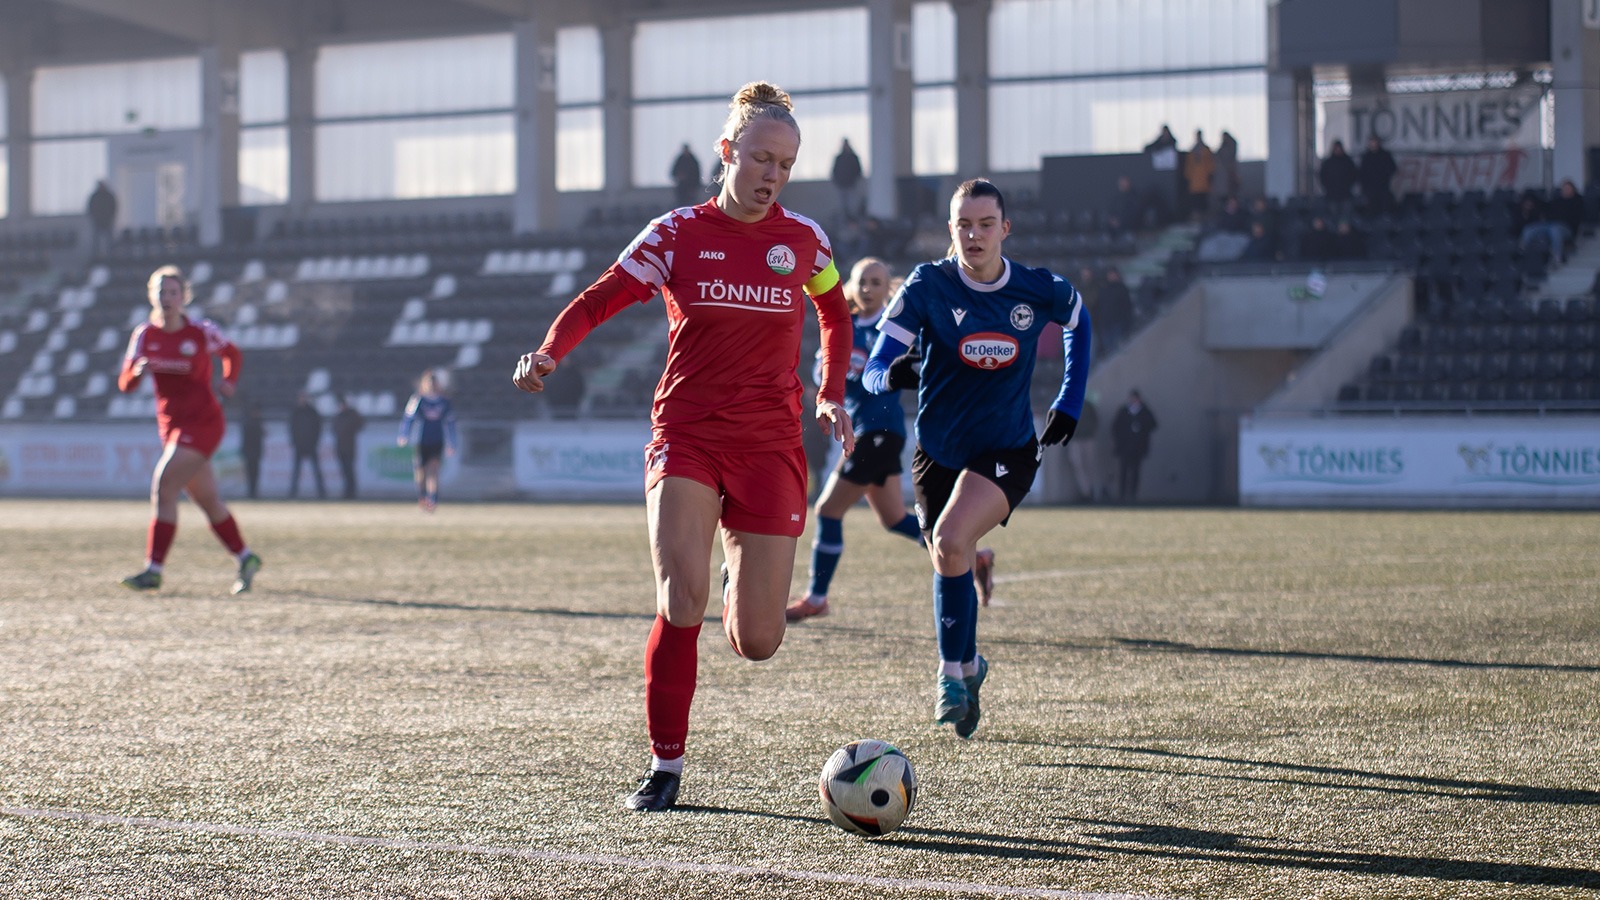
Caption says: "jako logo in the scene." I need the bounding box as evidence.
[698,250,725,260]
[959,332,1019,370]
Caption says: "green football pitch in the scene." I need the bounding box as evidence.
[1,499,1596,899]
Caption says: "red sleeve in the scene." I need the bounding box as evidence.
[218,342,242,385]
[810,280,852,406]
[117,328,144,393]
[537,264,646,361]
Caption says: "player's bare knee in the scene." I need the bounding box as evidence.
[927,529,971,574]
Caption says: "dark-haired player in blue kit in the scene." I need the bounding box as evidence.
[863,178,1091,738]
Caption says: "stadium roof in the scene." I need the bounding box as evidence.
[1,0,861,64]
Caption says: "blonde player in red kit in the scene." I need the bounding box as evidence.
[513,81,855,812]
[119,265,262,595]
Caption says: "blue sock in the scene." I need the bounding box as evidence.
[808,516,844,597]
[888,513,925,546]
[934,571,977,665]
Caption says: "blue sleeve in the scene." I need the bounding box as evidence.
[398,395,418,441]
[444,400,460,450]
[862,330,911,395]
[1052,305,1091,417]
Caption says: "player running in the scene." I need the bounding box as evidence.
[863,178,1091,738]
[118,265,263,595]
[512,81,855,811]
[786,256,934,621]
[397,368,458,512]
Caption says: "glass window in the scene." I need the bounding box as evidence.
[241,50,286,126]
[317,34,513,118]
[913,2,955,84]
[240,127,288,204]
[317,115,514,201]
[988,70,1267,170]
[557,107,603,192]
[558,27,602,105]
[32,139,106,215]
[913,87,957,175]
[634,9,867,98]
[632,94,866,188]
[33,58,200,136]
[990,0,1266,77]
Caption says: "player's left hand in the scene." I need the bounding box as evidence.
[817,400,855,455]
[217,380,236,399]
[1039,409,1078,447]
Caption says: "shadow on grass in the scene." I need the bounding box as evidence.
[1075,817,1600,890]
[268,589,666,622]
[1115,637,1600,674]
[1012,743,1600,807]
[674,804,1098,862]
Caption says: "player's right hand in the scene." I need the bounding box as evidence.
[513,352,558,393]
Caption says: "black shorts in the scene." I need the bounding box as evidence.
[911,439,1039,534]
[836,430,906,487]
[414,442,445,466]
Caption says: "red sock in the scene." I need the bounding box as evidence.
[644,615,701,761]
[209,515,246,555]
[148,520,177,566]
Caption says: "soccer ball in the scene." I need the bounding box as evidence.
[818,739,917,837]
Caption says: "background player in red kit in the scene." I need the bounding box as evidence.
[513,81,855,812]
[118,265,263,595]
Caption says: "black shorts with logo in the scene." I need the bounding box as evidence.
[911,439,1040,534]
[837,430,906,487]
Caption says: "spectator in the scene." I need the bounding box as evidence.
[331,394,365,500]
[1144,125,1180,224]
[1319,140,1359,215]
[1111,389,1158,503]
[1064,395,1101,503]
[1183,130,1216,221]
[87,180,118,258]
[1108,175,1143,232]
[671,144,703,208]
[1096,266,1135,353]
[1240,220,1278,263]
[288,391,326,499]
[1358,136,1398,215]
[1213,131,1240,201]
[1214,195,1250,235]
[1249,196,1280,237]
[1332,219,1367,260]
[831,138,864,222]
[1300,215,1336,263]
[239,398,264,500]
[1521,180,1585,265]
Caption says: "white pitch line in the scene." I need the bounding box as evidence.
[2,805,1170,900]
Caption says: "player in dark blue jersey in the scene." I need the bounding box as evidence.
[863,178,1091,738]
[397,368,459,512]
[786,258,926,622]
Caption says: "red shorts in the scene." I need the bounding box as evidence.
[645,438,808,537]
[161,419,225,458]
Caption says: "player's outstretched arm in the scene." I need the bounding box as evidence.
[512,352,558,394]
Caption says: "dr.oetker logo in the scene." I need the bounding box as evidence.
[960,332,1019,369]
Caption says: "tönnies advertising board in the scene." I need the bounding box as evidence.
[1239,416,1600,508]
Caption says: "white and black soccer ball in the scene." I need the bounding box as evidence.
[818,739,917,837]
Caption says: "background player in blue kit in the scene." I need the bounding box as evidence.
[786,257,928,622]
[398,368,459,512]
[863,178,1091,738]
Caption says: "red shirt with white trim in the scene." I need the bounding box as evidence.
[119,316,240,439]
[540,200,851,452]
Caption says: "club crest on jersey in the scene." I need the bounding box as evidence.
[766,244,796,275]
[959,332,1020,370]
[1010,304,1035,331]
[179,339,198,357]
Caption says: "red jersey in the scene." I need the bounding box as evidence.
[119,316,241,440]
[541,200,852,452]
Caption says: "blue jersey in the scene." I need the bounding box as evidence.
[399,393,458,450]
[865,257,1090,470]
[813,309,907,438]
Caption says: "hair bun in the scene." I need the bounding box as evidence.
[733,81,793,112]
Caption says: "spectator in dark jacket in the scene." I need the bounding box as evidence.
[1096,267,1135,353]
[1241,221,1278,262]
[1332,219,1367,260]
[1358,136,1398,215]
[288,392,326,499]
[1300,216,1336,262]
[1319,141,1359,214]
[331,394,365,500]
